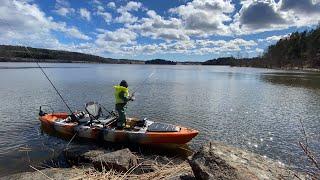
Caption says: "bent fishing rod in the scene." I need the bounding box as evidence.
[1,19,73,114]
[130,71,155,97]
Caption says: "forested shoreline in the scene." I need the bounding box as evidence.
[0,45,144,64]
[203,26,320,69]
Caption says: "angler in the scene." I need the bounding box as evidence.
[113,80,135,129]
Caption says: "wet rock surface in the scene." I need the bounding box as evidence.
[64,145,138,172]
[63,145,108,165]
[92,148,138,172]
[188,141,306,180]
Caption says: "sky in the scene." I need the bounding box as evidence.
[0,0,320,61]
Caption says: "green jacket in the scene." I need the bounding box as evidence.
[114,85,129,104]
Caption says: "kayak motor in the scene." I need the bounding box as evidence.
[39,105,54,116]
[39,106,46,116]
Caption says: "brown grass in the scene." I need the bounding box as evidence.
[68,158,193,180]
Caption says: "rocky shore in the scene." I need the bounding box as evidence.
[3,141,307,180]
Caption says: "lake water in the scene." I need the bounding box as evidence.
[0,62,319,176]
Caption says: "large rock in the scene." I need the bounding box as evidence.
[64,145,108,165]
[188,142,305,180]
[64,145,138,173]
[92,148,138,172]
[2,168,89,180]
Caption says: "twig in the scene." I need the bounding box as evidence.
[29,165,53,180]
[65,133,77,149]
[120,162,143,180]
[298,118,308,150]
[299,142,319,170]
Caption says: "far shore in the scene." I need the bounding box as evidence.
[1,57,320,72]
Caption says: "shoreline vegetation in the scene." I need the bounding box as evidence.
[2,142,311,180]
[0,26,319,70]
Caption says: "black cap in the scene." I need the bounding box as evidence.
[120,80,128,88]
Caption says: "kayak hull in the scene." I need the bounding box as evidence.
[103,127,198,144]
[39,113,198,144]
[39,112,76,136]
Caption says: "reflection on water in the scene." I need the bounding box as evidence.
[0,63,319,176]
[262,72,320,89]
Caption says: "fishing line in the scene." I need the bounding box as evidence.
[1,19,73,114]
[131,71,156,96]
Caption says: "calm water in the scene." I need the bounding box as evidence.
[0,62,319,176]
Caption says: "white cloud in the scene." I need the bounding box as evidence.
[53,0,75,17]
[107,2,116,9]
[54,7,75,16]
[255,48,264,54]
[98,11,112,23]
[169,0,235,36]
[115,1,142,24]
[92,0,102,6]
[54,22,91,40]
[94,28,137,53]
[128,10,188,41]
[79,8,91,21]
[258,35,288,42]
[231,0,320,34]
[118,1,142,12]
[115,12,138,24]
[106,37,260,56]
[0,0,90,50]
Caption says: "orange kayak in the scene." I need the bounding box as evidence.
[39,112,77,136]
[39,112,198,144]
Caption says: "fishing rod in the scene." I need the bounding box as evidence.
[130,71,155,97]
[1,19,73,114]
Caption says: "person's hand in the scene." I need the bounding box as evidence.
[130,92,135,101]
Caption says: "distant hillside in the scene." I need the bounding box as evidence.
[0,45,144,64]
[145,59,177,65]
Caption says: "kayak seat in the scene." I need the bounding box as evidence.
[85,101,102,120]
[147,122,179,132]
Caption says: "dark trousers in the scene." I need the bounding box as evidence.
[115,103,126,128]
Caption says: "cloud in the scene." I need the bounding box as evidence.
[281,0,320,14]
[92,0,102,6]
[258,35,288,42]
[118,1,142,12]
[97,11,112,23]
[53,0,75,17]
[107,2,116,9]
[54,22,91,40]
[231,0,320,34]
[108,37,259,56]
[238,2,285,29]
[79,8,91,21]
[0,0,90,50]
[128,10,188,41]
[115,12,138,24]
[255,48,264,54]
[115,1,142,24]
[94,28,137,53]
[54,7,75,16]
[279,0,320,27]
[169,0,235,36]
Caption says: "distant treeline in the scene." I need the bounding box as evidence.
[1,25,320,69]
[203,26,320,69]
[0,45,144,64]
[145,59,177,65]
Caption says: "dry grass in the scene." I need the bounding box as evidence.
[69,157,193,180]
